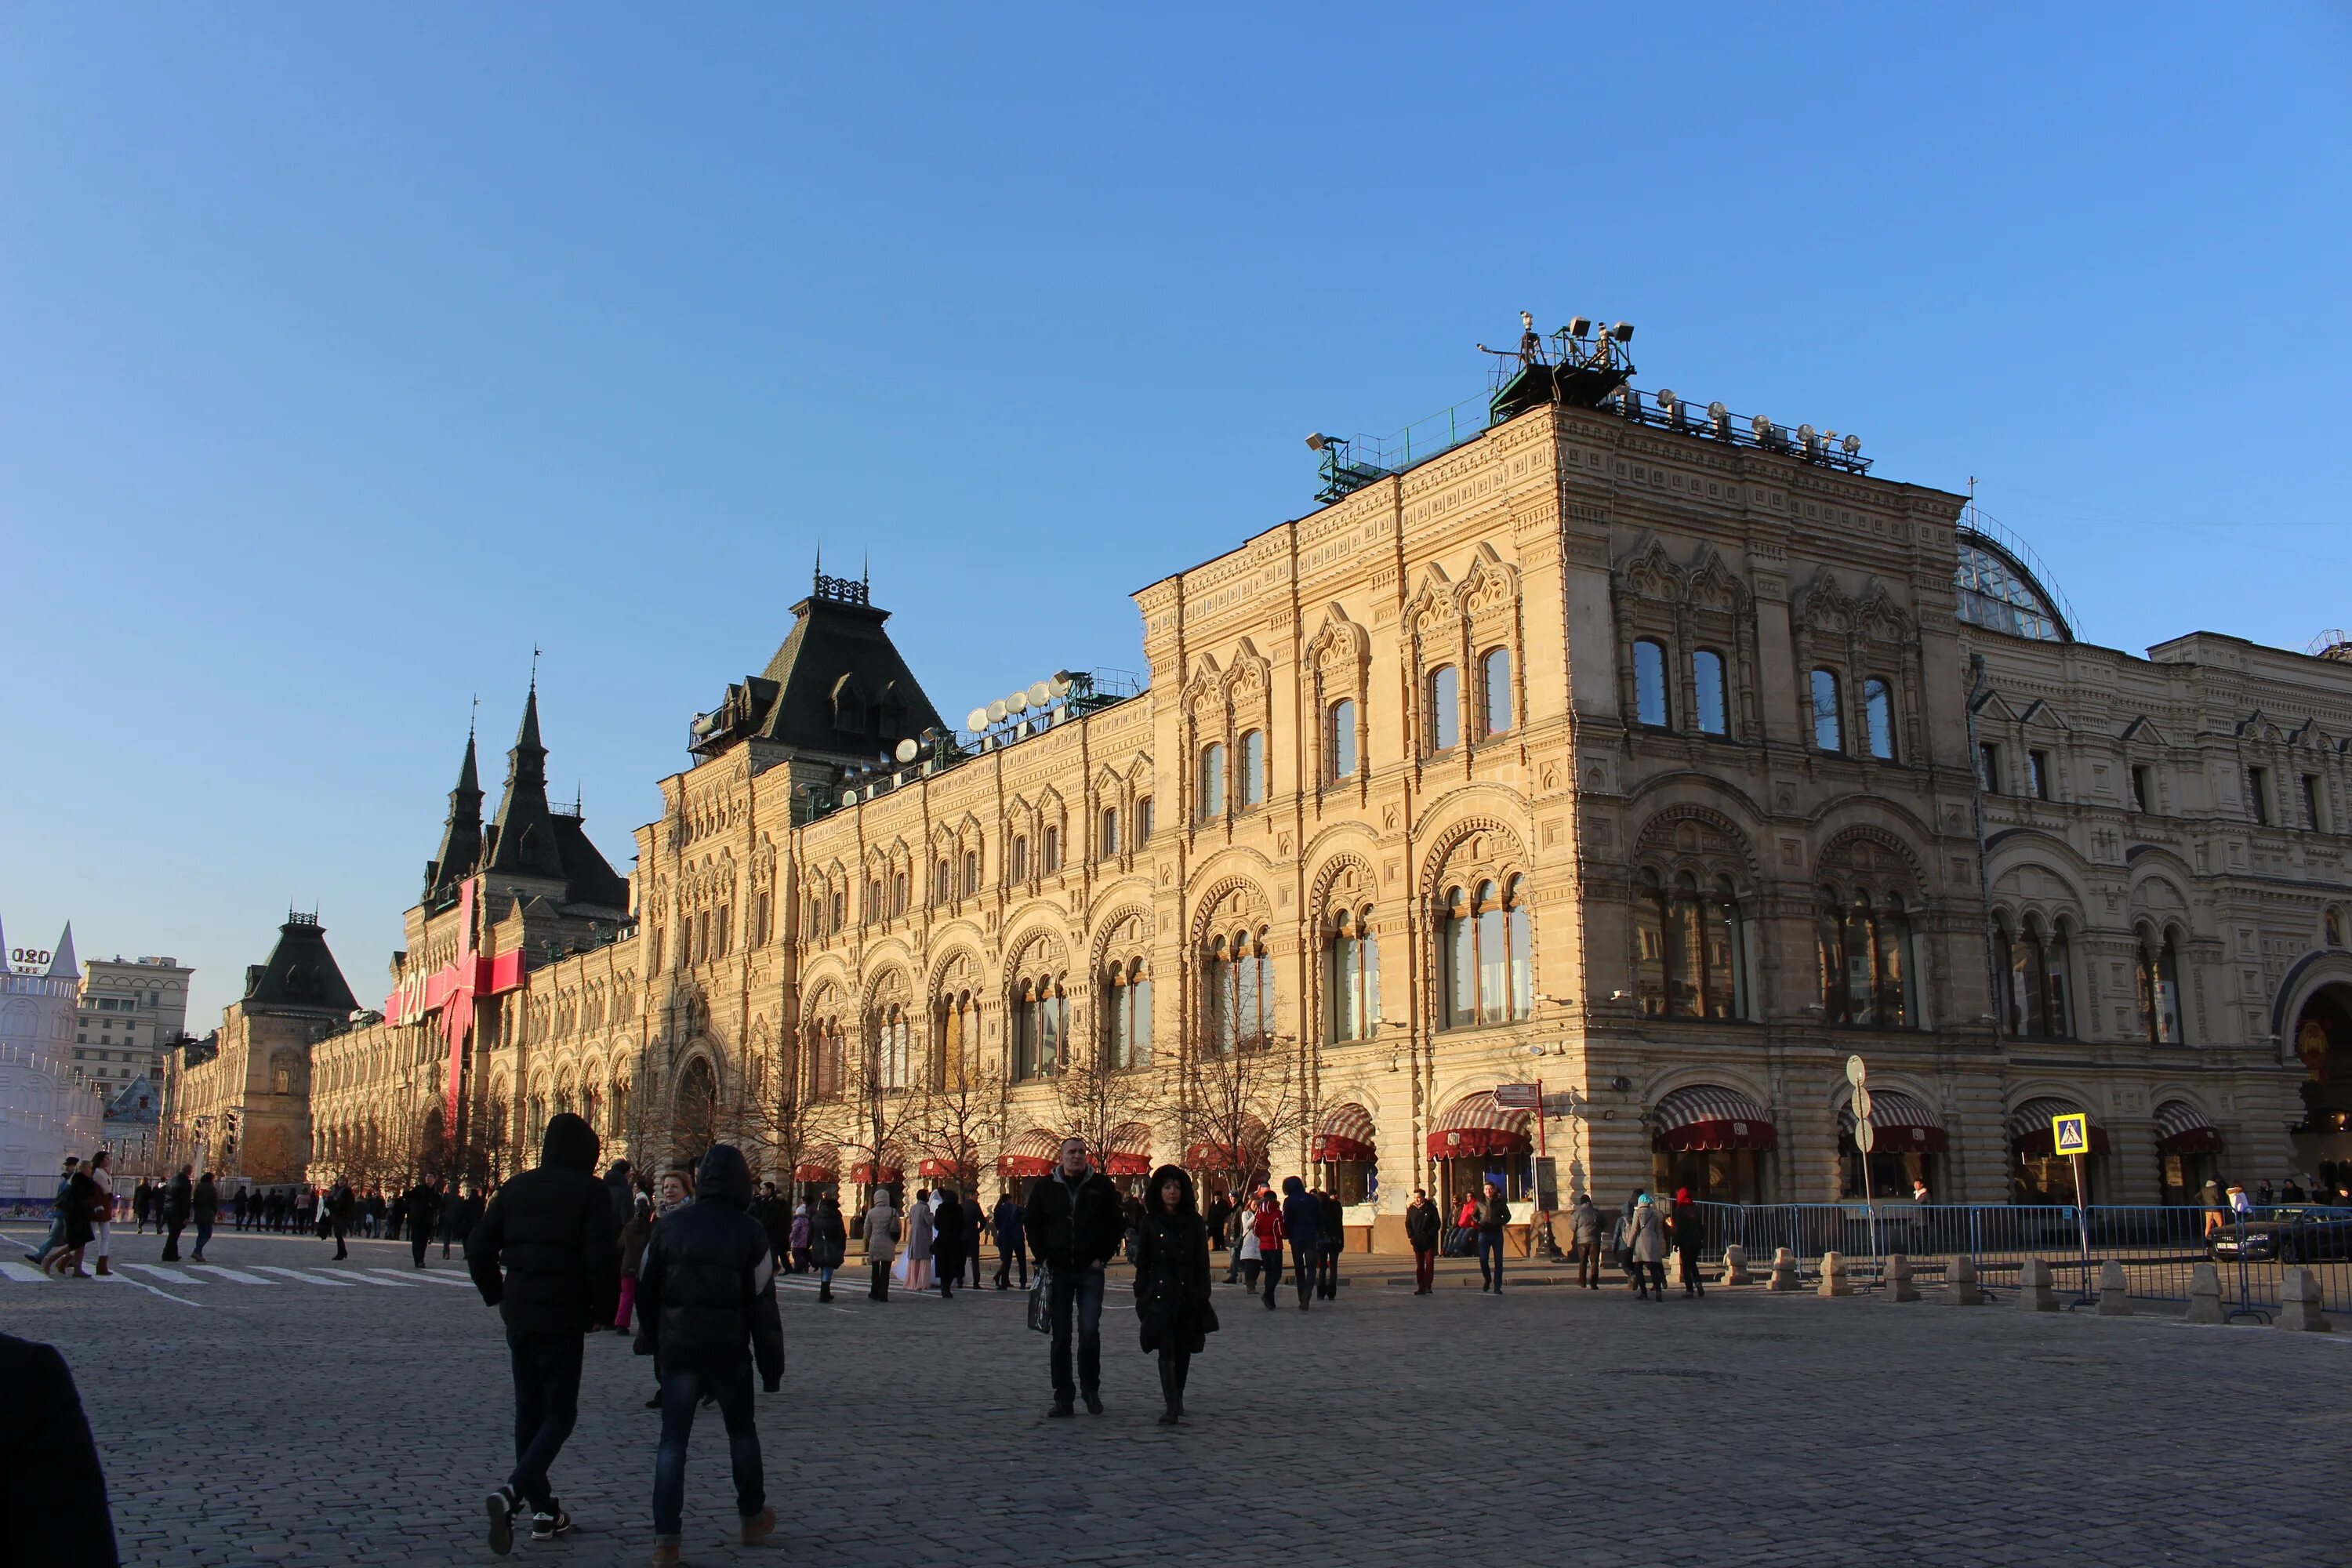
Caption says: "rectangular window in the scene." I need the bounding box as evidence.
[2129,764,2151,813]
[1010,837,1029,881]
[1634,640,1670,728]
[1136,797,1153,840]
[1692,650,1727,736]
[1328,699,1357,780]
[1863,678,1896,760]
[1810,669,1843,753]
[1428,666,1460,751]
[1978,742,2002,794]
[2029,750,2053,800]
[2247,766,2270,826]
[1043,826,1061,873]
[1198,743,1226,820]
[2301,773,2325,832]
[1240,730,1266,809]
[1099,807,1120,858]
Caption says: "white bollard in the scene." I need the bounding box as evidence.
[2185,1261,2226,1325]
[1945,1254,1986,1306]
[1886,1252,1920,1303]
[2277,1268,2334,1333]
[2017,1257,2060,1312]
[1817,1250,1854,1298]
[2096,1259,2132,1316]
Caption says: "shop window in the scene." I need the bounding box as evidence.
[1010,837,1029,882]
[1136,797,1153,840]
[1864,678,1896,760]
[1811,670,1843,753]
[1692,649,1728,736]
[1634,639,1670,728]
[2134,927,2187,1044]
[2303,773,2328,832]
[960,850,979,896]
[1043,826,1062,873]
[2247,766,2270,826]
[1979,742,2003,794]
[1994,913,2073,1039]
[2129,764,2151,813]
[1099,807,1120,858]
[1480,648,1512,738]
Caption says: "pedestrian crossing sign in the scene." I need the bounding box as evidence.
[2051,1112,2090,1156]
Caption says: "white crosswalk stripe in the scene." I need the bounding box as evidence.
[322,1267,416,1287]
[0,1260,49,1283]
[117,1262,202,1285]
[252,1265,359,1287]
[372,1268,474,1287]
[187,1264,278,1286]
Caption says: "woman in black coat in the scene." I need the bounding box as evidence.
[810,1193,848,1302]
[931,1189,967,1300]
[1133,1163,1217,1425]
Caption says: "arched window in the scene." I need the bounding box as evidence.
[2135,925,2186,1044]
[891,870,908,916]
[1098,807,1120,858]
[1817,887,1920,1028]
[1010,836,1029,882]
[1811,670,1844,753]
[1325,907,1381,1043]
[1042,825,1062,873]
[961,849,980,895]
[1480,648,1512,738]
[1864,678,1896,760]
[1105,960,1152,1069]
[1239,730,1266,810]
[1441,879,1531,1028]
[1012,978,1065,1080]
[1635,871,1746,1020]
[1994,913,2074,1039]
[2326,906,2347,948]
[1198,742,1227,820]
[812,1017,845,1099]
[1427,666,1460,751]
[1634,639,1670,728]
[1692,649,1728,736]
[1328,699,1358,780]
[1206,929,1276,1051]
[876,1003,910,1090]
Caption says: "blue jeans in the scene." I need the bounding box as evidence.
[1046,1264,1105,1402]
[1258,1247,1283,1305]
[1476,1229,1504,1290]
[192,1219,214,1258]
[652,1361,763,1540]
[505,1328,583,1512]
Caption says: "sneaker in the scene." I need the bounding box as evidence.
[531,1507,572,1541]
[485,1485,520,1555]
[739,1506,775,1545]
[650,1540,682,1566]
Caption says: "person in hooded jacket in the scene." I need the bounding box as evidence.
[810,1193,847,1301]
[633,1143,782,1566]
[754,1182,793,1270]
[931,1187,967,1299]
[1625,1191,1668,1301]
[1569,1192,1603,1289]
[469,1112,619,1555]
[862,1189,899,1301]
[605,1160,636,1243]
[1279,1177,1320,1312]
[786,1202,811,1275]
[1133,1164,1217,1425]
[1671,1186,1705,1298]
[190,1172,218,1261]
[1316,1187,1345,1300]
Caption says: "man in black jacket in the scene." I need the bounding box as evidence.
[158,1167,192,1260]
[0,1334,118,1566]
[405,1176,441,1269]
[634,1143,781,1566]
[1023,1135,1123,1417]
[469,1112,619,1555]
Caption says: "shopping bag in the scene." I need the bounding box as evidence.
[1026,1262,1053,1334]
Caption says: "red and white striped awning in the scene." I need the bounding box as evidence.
[2008,1097,2110,1157]
[1104,1121,1155,1177]
[793,1145,838,1183]
[1653,1085,1777,1152]
[1425,1091,1532,1160]
[2152,1100,2223,1156]
[1840,1088,1948,1154]
[998,1127,1062,1179]
[1312,1102,1377,1163]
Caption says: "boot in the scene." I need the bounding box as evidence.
[818,1282,833,1302]
[95,1258,111,1276]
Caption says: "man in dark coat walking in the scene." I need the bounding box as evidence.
[159,1166,192,1261]
[405,1176,441,1269]
[990,1189,1025,1290]
[1280,1177,1321,1312]
[1316,1187,1345,1300]
[633,1143,781,1566]
[931,1187,967,1299]
[753,1181,793,1269]
[1024,1136,1123,1417]
[327,1176,356,1260]
[468,1112,619,1555]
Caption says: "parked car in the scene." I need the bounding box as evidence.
[2212,1207,2352,1264]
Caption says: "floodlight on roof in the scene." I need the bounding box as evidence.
[1610,321,1634,343]
[1566,316,1592,338]
[1305,432,1331,452]
[1842,433,1862,456]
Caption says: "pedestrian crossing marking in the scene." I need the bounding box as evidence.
[118,1262,201,1284]
[1,1260,49,1283]
[372,1268,474,1287]
[323,1268,416,1287]
[252,1265,358,1287]
[187,1264,278,1286]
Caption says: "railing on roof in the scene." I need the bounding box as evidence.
[1956,506,2081,644]
[1312,396,1494,504]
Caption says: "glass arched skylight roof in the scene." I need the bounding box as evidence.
[1955,532,2070,642]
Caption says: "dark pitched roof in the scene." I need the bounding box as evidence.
[746,579,942,758]
[242,916,360,1017]
[425,728,485,900]
[485,684,567,881]
[551,815,630,913]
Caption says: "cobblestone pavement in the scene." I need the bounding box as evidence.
[8,1222,2343,1567]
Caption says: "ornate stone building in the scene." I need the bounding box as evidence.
[167,340,2351,1237]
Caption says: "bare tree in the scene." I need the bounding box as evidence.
[467,1083,516,1191]
[843,1033,924,1197]
[1171,1030,1308,1206]
[1047,1033,1167,1178]
[739,1032,837,1192]
[912,1051,1009,1201]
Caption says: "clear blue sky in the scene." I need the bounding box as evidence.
[4,7,2347,1027]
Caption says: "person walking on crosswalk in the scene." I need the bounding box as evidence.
[326,1177,356,1261]
[159,1166,192,1261]
[405,1175,440,1269]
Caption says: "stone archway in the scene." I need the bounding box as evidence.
[2290,982,2352,1192]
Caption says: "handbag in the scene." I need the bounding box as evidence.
[1026,1262,1054,1334]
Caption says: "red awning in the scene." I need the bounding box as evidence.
[1426,1091,1532,1160]
[792,1164,836,1183]
[1654,1085,1777,1152]
[793,1148,838,1183]
[2153,1100,2224,1156]
[997,1155,1053,1178]
[2008,1097,2111,1158]
[1104,1152,1152,1177]
[916,1158,961,1179]
[1840,1088,1948,1155]
[848,1163,902,1185]
[1312,1102,1377,1163]
[1103,1122,1153,1177]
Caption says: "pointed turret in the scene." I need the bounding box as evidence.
[424,725,486,899]
[45,921,78,980]
[485,679,566,880]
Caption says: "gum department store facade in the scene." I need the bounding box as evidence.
[171,347,2352,1243]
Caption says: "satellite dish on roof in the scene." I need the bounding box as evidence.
[1047,670,1075,697]
[894,738,920,764]
[986,699,1008,724]
[839,788,858,806]
[1007,691,1029,715]
[966,707,991,733]
[1027,681,1052,708]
